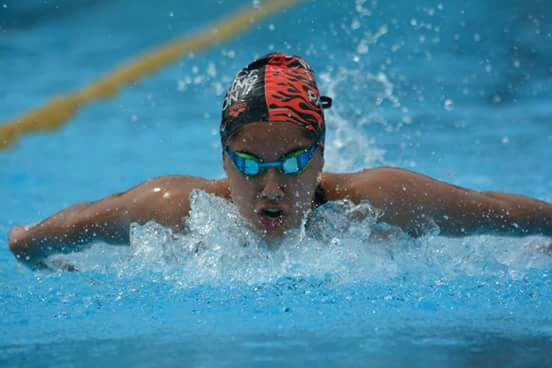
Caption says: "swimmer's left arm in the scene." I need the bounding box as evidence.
[349,167,552,237]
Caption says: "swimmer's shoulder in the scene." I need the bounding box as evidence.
[320,167,408,204]
[137,175,231,202]
[112,175,231,231]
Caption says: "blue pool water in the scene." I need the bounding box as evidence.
[1,0,552,366]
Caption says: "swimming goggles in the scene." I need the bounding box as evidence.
[225,139,321,176]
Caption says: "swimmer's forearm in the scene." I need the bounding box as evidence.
[431,191,552,237]
[8,202,130,264]
[478,191,552,236]
[354,168,552,237]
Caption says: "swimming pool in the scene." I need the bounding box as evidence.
[1,0,552,366]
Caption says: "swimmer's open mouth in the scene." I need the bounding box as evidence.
[256,207,287,230]
[260,208,284,218]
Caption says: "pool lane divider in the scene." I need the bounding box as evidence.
[0,0,303,151]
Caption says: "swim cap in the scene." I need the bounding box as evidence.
[220,52,332,145]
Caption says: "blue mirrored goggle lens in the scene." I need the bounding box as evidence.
[282,156,300,174]
[243,159,261,175]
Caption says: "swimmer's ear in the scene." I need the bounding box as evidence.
[320,96,332,109]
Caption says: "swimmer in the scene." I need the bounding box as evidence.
[7,52,552,268]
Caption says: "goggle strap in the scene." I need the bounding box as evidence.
[320,96,332,109]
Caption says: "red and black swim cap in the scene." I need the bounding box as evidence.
[220,52,332,144]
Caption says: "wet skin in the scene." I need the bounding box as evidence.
[223,122,323,236]
[7,121,552,267]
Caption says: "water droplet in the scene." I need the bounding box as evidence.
[206,62,217,78]
[356,41,368,54]
[177,79,188,92]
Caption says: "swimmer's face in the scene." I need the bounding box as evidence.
[223,122,324,237]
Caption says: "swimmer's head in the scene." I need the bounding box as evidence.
[220,53,332,236]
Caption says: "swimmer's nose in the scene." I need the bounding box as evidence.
[259,169,285,202]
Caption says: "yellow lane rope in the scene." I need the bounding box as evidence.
[0,0,303,150]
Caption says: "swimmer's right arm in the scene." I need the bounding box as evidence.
[7,176,221,267]
[8,199,132,267]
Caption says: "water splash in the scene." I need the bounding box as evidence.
[356,25,388,55]
[319,67,405,171]
[120,190,395,286]
[55,191,552,288]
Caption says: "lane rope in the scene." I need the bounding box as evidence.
[0,0,303,150]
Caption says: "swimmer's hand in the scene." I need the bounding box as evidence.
[8,226,30,260]
[9,225,52,269]
[9,227,78,271]
[44,259,78,272]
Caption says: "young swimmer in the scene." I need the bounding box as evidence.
[8,53,552,267]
